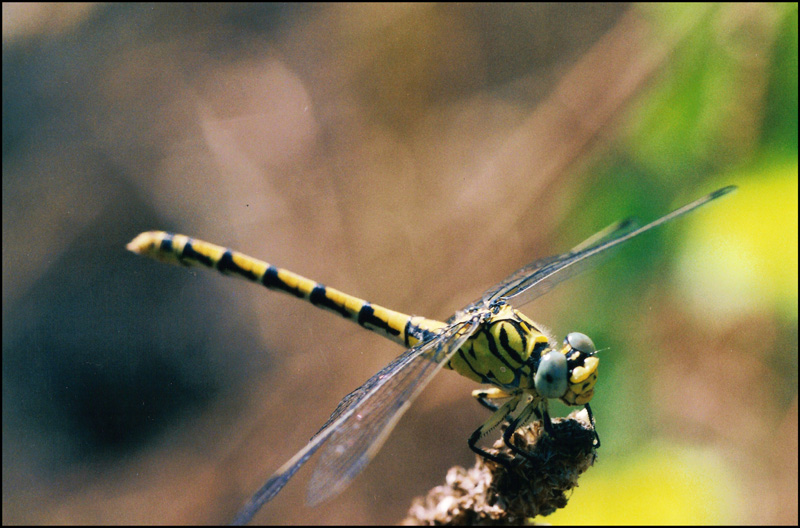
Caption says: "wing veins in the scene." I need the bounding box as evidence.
[484,186,736,307]
[306,317,480,505]
[231,317,480,524]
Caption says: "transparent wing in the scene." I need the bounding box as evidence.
[231,316,481,525]
[306,316,481,505]
[476,217,642,308]
[479,219,638,306]
[568,218,639,253]
[483,186,736,308]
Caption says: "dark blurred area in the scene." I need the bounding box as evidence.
[3,3,796,525]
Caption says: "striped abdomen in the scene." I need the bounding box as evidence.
[127,231,446,348]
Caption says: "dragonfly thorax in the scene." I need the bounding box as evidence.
[446,304,546,390]
[446,304,599,406]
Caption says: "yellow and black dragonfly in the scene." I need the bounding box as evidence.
[127,185,735,524]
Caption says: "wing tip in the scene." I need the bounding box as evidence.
[711,185,738,199]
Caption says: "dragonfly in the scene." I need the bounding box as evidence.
[127,185,735,524]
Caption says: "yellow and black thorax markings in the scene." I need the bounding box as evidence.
[446,304,550,390]
[127,232,446,347]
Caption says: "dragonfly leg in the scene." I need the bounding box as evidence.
[540,407,555,437]
[471,387,512,412]
[585,403,601,448]
[501,416,526,459]
[468,429,511,467]
[501,400,543,459]
[468,394,521,467]
[476,396,499,412]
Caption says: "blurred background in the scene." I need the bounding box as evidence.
[2,3,796,525]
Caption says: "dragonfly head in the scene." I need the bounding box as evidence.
[535,332,599,405]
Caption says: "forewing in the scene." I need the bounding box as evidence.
[568,218,639,253]
[484,186,735,308]
[489,220,637,306]
[305,317,481,506]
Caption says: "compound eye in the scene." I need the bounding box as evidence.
[535,351,568,399]
[566,332,596,354]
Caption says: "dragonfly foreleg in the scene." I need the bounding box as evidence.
[471,387,513,412]
[584,403,601,448]
[468,394,521,466]
[501,398,549,460]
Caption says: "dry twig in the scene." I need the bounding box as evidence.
[404,409,597,525]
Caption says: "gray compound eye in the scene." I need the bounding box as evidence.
[566,332,595,354]
[535,351,568,399]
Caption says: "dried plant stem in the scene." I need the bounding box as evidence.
[404,409,597,525]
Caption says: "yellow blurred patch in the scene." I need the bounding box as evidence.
[676,167,798,321]
[544,444,740,524]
